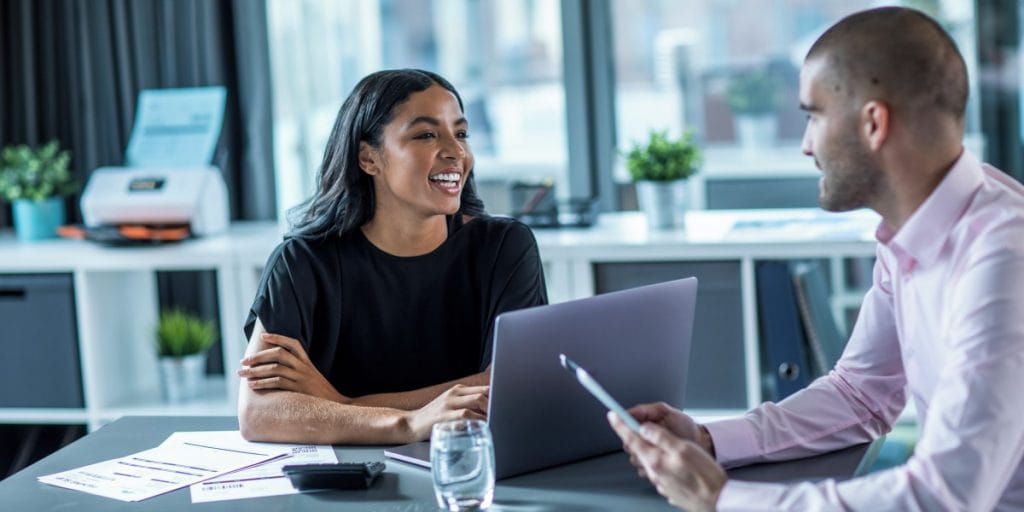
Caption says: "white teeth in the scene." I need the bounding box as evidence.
[429,172,461,182]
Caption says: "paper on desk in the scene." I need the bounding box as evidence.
[190,443,338,503]
[37,430,289,502]
[727,214,876,242]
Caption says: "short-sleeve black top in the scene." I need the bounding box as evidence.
[243,215,547,397]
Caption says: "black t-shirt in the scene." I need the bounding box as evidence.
[243,215,547,397]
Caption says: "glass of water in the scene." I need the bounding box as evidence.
[431,419,496,511]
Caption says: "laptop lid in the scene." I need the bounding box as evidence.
[384,277,697,479]
[489,277,696,478]
[383,441,430,469]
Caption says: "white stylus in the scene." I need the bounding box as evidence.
[559,353,642,434]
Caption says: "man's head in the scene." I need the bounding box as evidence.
[799,7,968,212]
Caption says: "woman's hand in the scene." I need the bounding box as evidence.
[237,332,349,404]
[404,384,489,442]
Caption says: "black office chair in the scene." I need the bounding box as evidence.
[791,262,847,378]
[791,262,890,474]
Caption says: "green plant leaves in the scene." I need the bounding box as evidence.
[0,140,76,202]
[156,309,218,358]
[625,130,701,182]
[727,69,782,115]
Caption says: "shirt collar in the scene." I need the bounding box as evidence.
[874,149,983,272]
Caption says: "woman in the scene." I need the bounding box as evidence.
[237,69,547,444]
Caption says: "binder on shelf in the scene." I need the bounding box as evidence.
[756,261,813,401]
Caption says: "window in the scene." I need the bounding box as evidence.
[267,1,985,219]
[267,0,568,220]
[609,0,982,209]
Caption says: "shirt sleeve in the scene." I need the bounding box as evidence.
[242,239,316,350]
[707,248,907,468]
[480,221,549,368]
[714,237,1024,511]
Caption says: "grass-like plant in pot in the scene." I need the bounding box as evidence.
[0,141,76,241]
[727,69,782,151]
[625,130,701,229]
[156,310,217,403]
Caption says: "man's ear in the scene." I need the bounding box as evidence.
[358,141,379,176]
[861,100,890,152]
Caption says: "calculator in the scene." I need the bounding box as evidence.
[282,461,386,490]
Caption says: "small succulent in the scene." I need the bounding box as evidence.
[625,130,701,182]
[156,310,217,358]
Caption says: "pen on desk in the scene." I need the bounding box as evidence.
[559,354,643,433]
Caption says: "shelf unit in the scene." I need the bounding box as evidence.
[0,235,249,431]
[0,408,90,425]
[525,210,878,409]
[0,209,880,429]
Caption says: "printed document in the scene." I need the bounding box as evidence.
[37,431,288,502]
[125,86,226,167]
[190,443,338,502]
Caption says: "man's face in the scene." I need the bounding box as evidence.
[799,57,882,212]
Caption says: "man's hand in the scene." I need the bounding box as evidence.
[618,402,714,477]
[609,412,726,512]
[237,332,349,404]
[627,402,709,447]
[403,384,488,442]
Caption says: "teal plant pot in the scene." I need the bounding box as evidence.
[12,197,66,241]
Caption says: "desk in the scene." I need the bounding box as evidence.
[0,416,876,511]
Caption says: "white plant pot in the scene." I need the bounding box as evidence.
[636,180,689,230]
[735,114,777,153]
[159,354,206,403]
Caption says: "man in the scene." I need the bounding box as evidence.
[609,7,1024,511]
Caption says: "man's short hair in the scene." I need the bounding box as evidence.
[807,7,967,121]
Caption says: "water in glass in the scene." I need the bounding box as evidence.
[431,419,495,511]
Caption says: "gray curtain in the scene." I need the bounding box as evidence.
[1,0,278,375]
[0,0,276,222]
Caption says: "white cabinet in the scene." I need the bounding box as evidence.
[0,235,249,430]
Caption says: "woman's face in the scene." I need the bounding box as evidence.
[360,84,473,220]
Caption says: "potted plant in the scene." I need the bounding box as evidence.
[0,141,76,241]
[155,310,217,403]
[727,69,782,152]
[625,130,701,229]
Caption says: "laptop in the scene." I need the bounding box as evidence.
[384,277,697,479]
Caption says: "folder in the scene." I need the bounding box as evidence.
[756,261,813,401]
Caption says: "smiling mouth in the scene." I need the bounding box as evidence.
[428,171,462,193]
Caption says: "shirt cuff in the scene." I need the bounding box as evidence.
[716,479,789,511]
[705,416,760,468]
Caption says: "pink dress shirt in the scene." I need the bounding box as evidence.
[706,150,1024,511]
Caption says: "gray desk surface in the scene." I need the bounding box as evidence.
[0,416,876,511]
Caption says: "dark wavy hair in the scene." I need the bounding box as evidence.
[288,69,486,240]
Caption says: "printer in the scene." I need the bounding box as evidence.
[80,166,229,237]
[71,86,230,243]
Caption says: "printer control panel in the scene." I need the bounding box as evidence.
[127,177,166,192]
